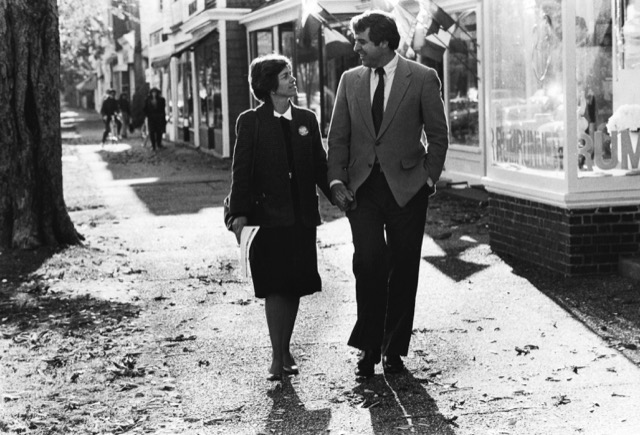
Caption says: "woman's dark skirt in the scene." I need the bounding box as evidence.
[249,222,321,299]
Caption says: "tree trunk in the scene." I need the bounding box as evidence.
[0,0,81,249]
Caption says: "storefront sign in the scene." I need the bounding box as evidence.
[493,126,562,170]
[579,130,640,171]
[492,127,639,171]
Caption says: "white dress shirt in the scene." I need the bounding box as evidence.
[273,105,293,120]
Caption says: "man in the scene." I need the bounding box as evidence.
[100,89,121,144]
[327,10,448,377]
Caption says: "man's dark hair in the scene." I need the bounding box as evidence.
[249,54,292,103]
[350,10,400,50]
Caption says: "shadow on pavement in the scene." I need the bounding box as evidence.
[264,379,331,434]
[0,289,139,337]
[423,244,489,282]
[353,373,457,434]
[128,180,228,216]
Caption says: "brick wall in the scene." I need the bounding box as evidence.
[225,20,250,148]
[489,193,640,276]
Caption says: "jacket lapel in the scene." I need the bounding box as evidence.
[354,67,376,138]
[377,56,411,137]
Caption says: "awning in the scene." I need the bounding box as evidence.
[173,23,218,57]
[151,54,172,68]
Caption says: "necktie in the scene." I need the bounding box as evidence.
[371,67,385,135]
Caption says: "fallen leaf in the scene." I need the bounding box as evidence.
[572,365,586,374]
[552,395,571,406]
[165,334,196,342]
[119,383,139,391]
[2,393,21,402]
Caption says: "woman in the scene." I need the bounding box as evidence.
[143,87,166,150]
[226,54,332,381]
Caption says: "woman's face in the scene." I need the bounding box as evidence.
[272,65,297,100]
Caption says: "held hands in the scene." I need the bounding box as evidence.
[331,184,355,212]
[231,216,248,244]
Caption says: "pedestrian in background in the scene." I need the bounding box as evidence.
[225,54,332,381]
[118,92,131,138]
[100,89,121,144]
[327,10,449,378]
[143,87,166,150]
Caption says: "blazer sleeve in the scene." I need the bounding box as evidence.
[421,69,449,183]
[309,113,332,201]
[327,73,351,184]
[228,111,257,218]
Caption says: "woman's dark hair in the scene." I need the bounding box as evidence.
[350,10,400,50]
[249,54,292,103]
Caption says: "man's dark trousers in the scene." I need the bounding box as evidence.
[346,165,429,356]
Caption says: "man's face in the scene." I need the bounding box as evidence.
[353,28,387,68]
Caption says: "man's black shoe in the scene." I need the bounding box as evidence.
[355,350,381,378]
[382,354,405,374]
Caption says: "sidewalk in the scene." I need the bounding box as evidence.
[3,112,640,434]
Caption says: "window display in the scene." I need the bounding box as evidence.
[447,10,479,147]
[488,0,565,173]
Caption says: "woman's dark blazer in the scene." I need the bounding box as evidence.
[228,102,332,228]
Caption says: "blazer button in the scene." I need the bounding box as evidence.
[375,140,381,146]
[368,163,373,168]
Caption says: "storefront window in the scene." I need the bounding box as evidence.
[280,23,295,59]
[177,56,194,141]
[617,0,640,69]
[447,10,479,146]
[164,69,172,121]
[488,0,565,174]
[176,61,184,126]
[196,33,222,129]
[296,19,321,119]
[323,24,358,135]
[251,30,273,57]
[576,1,615,177]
